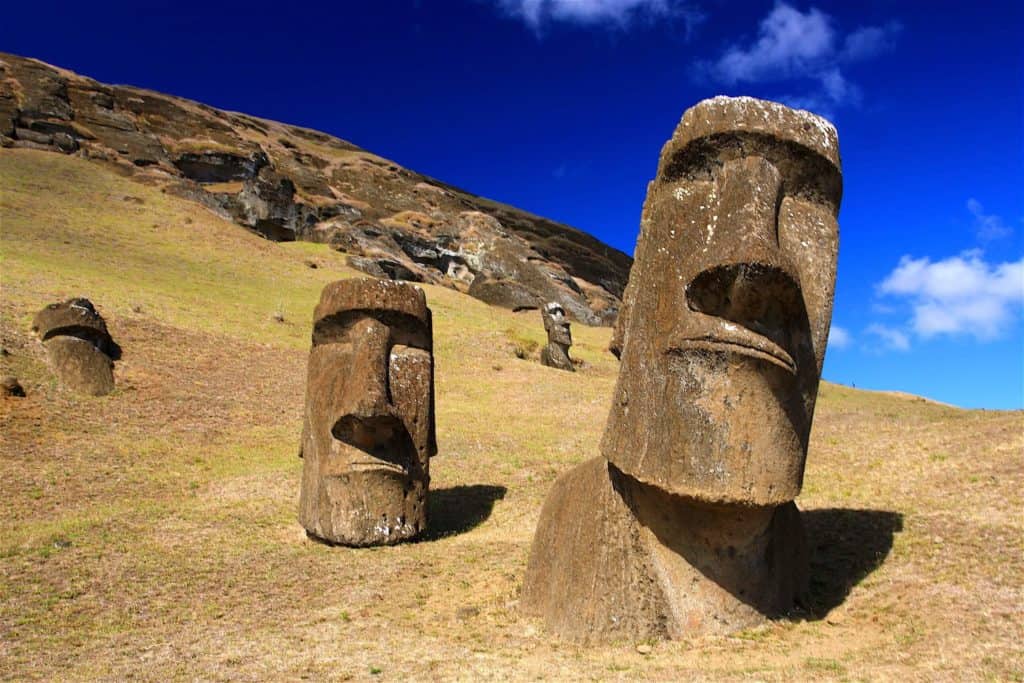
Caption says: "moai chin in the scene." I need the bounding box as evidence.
[539,302,574,372]
[299,279,436,546]
[522,97,842,641]
[32,298,119,396]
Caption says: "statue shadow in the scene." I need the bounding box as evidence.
[801,508,903,618]
[421,484,507,541]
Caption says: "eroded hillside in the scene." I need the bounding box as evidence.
[2,148,1023,681]
[0,53,631,325]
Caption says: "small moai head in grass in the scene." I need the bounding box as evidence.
[32,298,120,396]
[540,302,574,372]
[299,278,436,546]
[602,96,842,505]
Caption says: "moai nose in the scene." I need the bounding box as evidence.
[715,155,786,259]
[336,317,393,421]
[683,155,805,361]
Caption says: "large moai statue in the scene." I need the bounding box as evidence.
[522,97,841,642]
[539,302,574,372]
[32,298,120,396]
[299,279,436,546]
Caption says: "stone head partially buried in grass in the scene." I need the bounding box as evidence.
[32,298,120,396]
[539,302,575,372]
[299,279,436,546]
[522,96,842,641]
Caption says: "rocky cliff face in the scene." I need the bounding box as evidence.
[0,53,631,325]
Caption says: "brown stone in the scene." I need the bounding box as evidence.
[2,376,25,397]
[298,278,436,546]
[539,302,574,372]
[32,298,118,396]
[522,97,841,641]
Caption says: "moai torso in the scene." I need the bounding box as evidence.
[299,279,436,546]
[539,302,574,372]
[32,298,119,396]
[522,97,842,641]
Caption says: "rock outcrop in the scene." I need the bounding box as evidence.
[32,298,120,396]
[521,96,842,642]
[0,52,631,325]
[298,279,436,546]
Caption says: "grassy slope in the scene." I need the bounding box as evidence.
[1,149,1021,681]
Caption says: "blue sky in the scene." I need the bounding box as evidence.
[3,0,1022,408]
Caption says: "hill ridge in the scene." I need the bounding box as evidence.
[0,52,631,325]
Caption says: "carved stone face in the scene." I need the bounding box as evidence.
[299,279,436,546]
[542,303,572,347]
[602,97,841,505]
[32,298,119,396]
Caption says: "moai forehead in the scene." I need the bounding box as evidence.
[32,298,114,350]
[602,96,841,506]
[314,279,431,330]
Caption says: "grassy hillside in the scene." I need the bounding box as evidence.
[1,148,1021,681]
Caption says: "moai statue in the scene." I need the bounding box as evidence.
[539,302,574,372]
[32,298,120,396]
[299,279,436,546]
[521,97,841,642]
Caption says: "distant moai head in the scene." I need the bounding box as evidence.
[540,302,575,372]
[542,302,572,348]
[299,279,436,546]
[32,298,119,396]
[602,97,842,505]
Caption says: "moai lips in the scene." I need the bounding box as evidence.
[299,279,436,546]
[32,298,119,396]
[522,97,842,642]
[539,302,574,372]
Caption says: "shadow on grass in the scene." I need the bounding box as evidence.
[422,484,507,541]
[802,508,903,618]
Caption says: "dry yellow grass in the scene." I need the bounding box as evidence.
[1,148,1022,681]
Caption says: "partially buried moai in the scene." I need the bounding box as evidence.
[539,302,574,372]
[32,298,120,396]
[299,279,436,546]
[522,97,842,641]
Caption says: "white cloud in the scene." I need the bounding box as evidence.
[866,323,910,351]
[711,4,834,84]
[702,3,899,115]
[840,22,902,61]
[828,325,852,350]
[493,0,702,32]
[877,251,1024,340]
[967,198,1013,241]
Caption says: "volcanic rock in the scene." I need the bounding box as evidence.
[0,52,631,325]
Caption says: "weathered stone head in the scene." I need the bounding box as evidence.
[603,96,841,505]
[539,302,574,371]
[521,97,842,642]
[32,298,120,396]
[299,278,436,546]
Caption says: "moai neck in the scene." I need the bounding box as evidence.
[610,465,806,636]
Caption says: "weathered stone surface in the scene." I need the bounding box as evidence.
[522,96,841,641]
[468,277,541,312]
[0,52,631,325]
[522,458,807,641]
[604,96,841,505]
[2,376,25,397]
[32,298,119,396]
[299,279,436,546]
[539,302,574,372]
